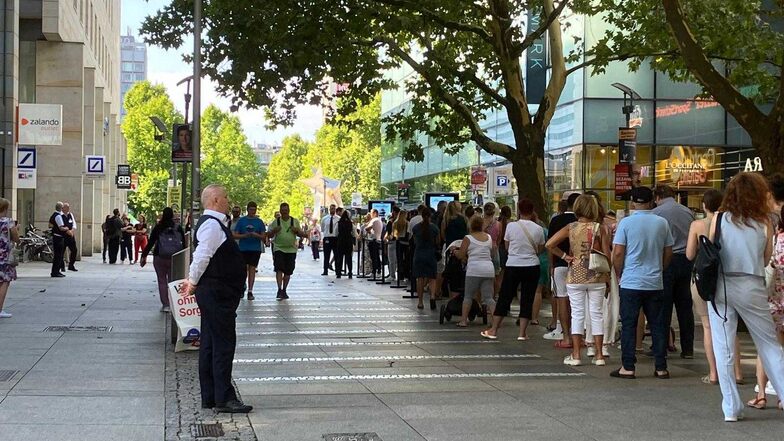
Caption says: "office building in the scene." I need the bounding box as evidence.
[120,31,147,119]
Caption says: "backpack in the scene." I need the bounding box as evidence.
[692,212,725,319]
[157,226,183,258]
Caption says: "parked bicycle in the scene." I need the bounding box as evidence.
[19,225,54,263]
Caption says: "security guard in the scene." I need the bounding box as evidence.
[180,184,252,413]
[49,201,67,278]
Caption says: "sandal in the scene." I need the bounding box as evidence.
[554,340,573,349]
[701,375,718,385]
[530,320,540,326]
[610,368,635,379]
[456,322,468,328]
[517,336,529,341]
[480,330,497,340]
[746,397,767,410]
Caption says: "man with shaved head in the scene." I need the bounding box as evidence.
[180,184,252,413]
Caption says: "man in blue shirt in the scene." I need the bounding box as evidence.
[610,186,674,380]
[232,202,266,300]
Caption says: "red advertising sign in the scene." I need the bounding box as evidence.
[470,166,487,185]
[615,164,633,201]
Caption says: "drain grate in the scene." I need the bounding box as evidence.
[0,370,19,382]
[43,326,112,332]
[323,433,382,441]
[191,423,224,438]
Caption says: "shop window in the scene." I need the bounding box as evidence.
[654,145,724,210]
[584,62,654,99]
[585,143,654,190]
[545,145,582,193]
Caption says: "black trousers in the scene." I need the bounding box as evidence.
[660,253,695,354]
[51,236,65,276]
[63,235,77,270]
[368,240,381,274]
[195,283,241,405]
[108,236,120,263]
[494,265,540,319]
[121,238,133,262]
[335,247,353,277]
[311,240,320,259]
[322,237,336,273]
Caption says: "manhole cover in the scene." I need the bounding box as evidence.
[0,370,19,382]
[192,423,224,438]
[323,433,382,441]
[43,326,112,332]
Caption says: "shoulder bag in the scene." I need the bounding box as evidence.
[519,220,542,255]
[588,223,611,273]
[5,220,17,267]
[692,212,725,319]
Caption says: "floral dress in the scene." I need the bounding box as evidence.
[770,231,784,332]
[0,217,17,282]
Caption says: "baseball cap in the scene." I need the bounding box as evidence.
[630,186,654,204]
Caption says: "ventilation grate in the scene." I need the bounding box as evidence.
[191,423,224,438]
[0,370,19,382]
[43,326,112,332]
[323,433,382,441]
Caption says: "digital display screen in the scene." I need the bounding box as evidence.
[425,193,459,210]
[367,200,395,220]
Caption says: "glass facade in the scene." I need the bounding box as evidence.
[381,12,756,213]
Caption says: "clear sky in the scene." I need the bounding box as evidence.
[121,0,322,146]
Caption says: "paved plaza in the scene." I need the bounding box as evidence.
[0,253,782,440]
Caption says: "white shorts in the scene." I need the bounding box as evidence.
[552,266,569,298]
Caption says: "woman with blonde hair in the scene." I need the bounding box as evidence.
[707,172,784,421]
[0,198,18,318]
[546,195,612,366]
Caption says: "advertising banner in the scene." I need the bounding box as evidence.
[618,127,637,164]
[18,104,63,145]
[167,280,200,352]
[172,123,192,163]
[116,164,132,189]
[614,163,633,201]
[167,185,182,213]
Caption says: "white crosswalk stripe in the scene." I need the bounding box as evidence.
[234,354,540,363]
[235,372,585,382]
[237,340,498,348]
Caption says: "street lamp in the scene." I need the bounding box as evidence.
[610,82,642,128]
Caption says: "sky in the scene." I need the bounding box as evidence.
[121,0,323,146]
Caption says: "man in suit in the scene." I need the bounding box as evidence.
[49,202,67,278]
[320,204,340,276]
[60,202,78,272]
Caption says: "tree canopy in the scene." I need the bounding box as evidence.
[258,135,312,221]
[141,0,605,217]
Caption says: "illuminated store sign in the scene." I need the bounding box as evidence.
[659,146,717,187]
[656,99,720,118]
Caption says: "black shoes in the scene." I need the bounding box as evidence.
[51,273,65,278]
[321,272,328,276]
[348,274,353,279]
[68,267,78,272]
[201,401,215,409]
[276,289,289,301]
[247,292,255,301]
[214,399,252,413]
[680,352,694,359]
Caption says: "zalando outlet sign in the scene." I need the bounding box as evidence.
[17,104,63,145]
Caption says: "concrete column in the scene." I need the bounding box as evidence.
[80,68,95,257]
[34,41,84,237]
[91,87,104,253]
[3,0,19,218]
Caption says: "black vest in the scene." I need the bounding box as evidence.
[193,215,245,292]
[62,213,74,230]
[49,212,62,237]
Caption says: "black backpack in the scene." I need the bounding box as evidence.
[692,212,725,319]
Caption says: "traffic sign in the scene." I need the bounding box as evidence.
[17,147,36,169]
[85,155,106,176]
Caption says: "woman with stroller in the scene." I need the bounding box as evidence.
[481,198,545,340]
[452,215,497,327]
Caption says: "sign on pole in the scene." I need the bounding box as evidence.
[167,185,182,212]
[17,147,36,169]
[618,128,637,164]
[614,164,633,201]
[470,166,488,191]
[18,104,63,145]
[85,155,106,177]
[493,165,512,195]
[397,183,410,204]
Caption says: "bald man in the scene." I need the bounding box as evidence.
[180,185,252,413]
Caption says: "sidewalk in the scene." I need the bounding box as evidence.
[0,257,165,441]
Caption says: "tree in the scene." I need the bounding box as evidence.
[200,105,266,207]
[594,0,784,175]
[141,0,609,218]
[121,81,182,216]
[303,96,382,205]
[259,135,312,221]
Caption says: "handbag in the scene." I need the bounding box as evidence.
[588,223,610,273]
[6,221,17,267]
[692,212,725,318]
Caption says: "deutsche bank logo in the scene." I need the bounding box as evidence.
[85,155,106,176]
[496,176,509,187]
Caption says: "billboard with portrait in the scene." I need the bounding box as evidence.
[367,200,395,220]
[425,192,459,210]
[172,124,192,163]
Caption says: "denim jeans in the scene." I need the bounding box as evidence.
[660,253,694,355]
[620,288,667,372]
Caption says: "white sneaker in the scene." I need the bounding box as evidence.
[602,346,611,358]
[0,310,11,318]
[563,354,583,366]
[160,305,171,313]
[754,381,777,396]
[543,330,564,340]
[592,358,606,366]
[587,346,596,357]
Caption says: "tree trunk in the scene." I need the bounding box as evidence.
[753,125,784,177]
[511,131,547,222]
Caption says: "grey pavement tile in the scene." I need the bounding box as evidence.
[0,424,163,441]
[359,378,497,394]
[0,396,163,425]
[236,381,371,396]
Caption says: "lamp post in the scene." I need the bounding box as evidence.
[610,82,642,129]
[610,83,642,210]
[191,0,202,227]
[175,75,194,226]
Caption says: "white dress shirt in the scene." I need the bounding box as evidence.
[188,209,228,285]
[366,217,383,241]
[321,214,341,238]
